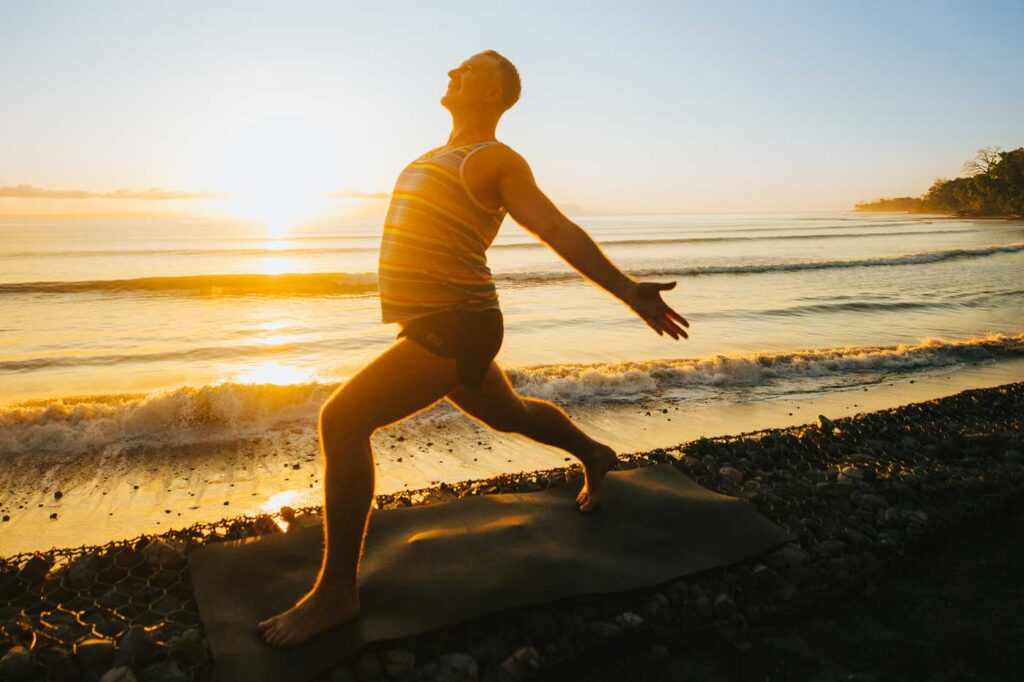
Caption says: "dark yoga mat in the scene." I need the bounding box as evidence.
[189,464,795,682]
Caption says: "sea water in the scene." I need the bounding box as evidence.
[1,211,1022,458]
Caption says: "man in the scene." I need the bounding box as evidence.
[259,49,689,647]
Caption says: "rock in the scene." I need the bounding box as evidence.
[693,594,713,621]
[19,552,52,582]
[775,582,799,604]
[114,626,154,667]
[812,539,846,558]
[497,646,539,682]
[713,593,737,619]
[142,538,184,567]
[76,638,115,670]
[718,465,744,486]
[771,544,810,567]
[817,415,836,432]
[903,509,929,526]
[588,620,622,641]
[857,493,889,510]
[355,651,382,681]
[751,563,778,589]
[613,611,644,629]
[382,648,415,679]
[100,667,139,682]
[0,645,35,680]
[837,465,864,483]
[437,652,478,682]
[667,578,689,604]
[35,646,78,682]
[68,554,100,589]
[141,659,188,682]
[166,633,206,666]
[648,644,670,659]
[641,593,671,623]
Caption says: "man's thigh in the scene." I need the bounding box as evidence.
[323,338,461,434]
[445,361,528,432]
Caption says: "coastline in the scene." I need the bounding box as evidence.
[3,356,1023,555]
[1,381,1022,681]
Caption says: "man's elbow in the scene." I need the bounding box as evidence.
[522,215,566,247]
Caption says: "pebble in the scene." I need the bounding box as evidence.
[19,552,52,582]
[693,594,713,621]
[498,646,540,682]
[437,652,479,681]
[588,620,622,641]
[141,659,188,682]
[142,538,184,566]
[613,611,644,629]
[648,644,670,659]
[382,648,415,679]
[100,667,139,682]
[713,593,737,619]
[114,626,154,667]
[355,651,382,681]
[75,638,115,670]
[718,465,744,485]
[0,645,35,680]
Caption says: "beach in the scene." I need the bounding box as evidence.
[2,210,1023,554]
[1,381,1021,681]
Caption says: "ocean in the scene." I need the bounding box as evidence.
[1,210,1023,552]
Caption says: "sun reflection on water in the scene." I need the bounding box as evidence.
[232,361,312,385]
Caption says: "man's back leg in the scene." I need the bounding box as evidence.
[445,361,618,511]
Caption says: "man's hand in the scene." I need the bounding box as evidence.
[624,281,689,339]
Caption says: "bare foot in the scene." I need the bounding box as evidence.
[258,586,359,647]
[575,444,617,512]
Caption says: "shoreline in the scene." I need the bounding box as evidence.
[1,381,1022,681]
[3,355,1024,555]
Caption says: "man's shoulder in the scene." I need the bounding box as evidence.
[479,142,529,174]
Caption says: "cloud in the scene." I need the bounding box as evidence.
[0,185,225,200]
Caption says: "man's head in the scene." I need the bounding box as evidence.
[441,50,521,117]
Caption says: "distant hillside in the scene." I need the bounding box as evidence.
[856,147,1023,217]
[855,197,925,212]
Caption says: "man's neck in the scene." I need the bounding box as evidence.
[445,112,499,147]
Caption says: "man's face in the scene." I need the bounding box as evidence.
[441,53,502,112]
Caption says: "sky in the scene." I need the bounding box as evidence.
[1,0,1023,218]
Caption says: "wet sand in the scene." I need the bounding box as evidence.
[2,358,1022,555]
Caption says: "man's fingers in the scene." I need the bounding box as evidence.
[666,308,689,327]
[657,281,677,291]
[643,318,664,336]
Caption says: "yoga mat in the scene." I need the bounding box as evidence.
[190,464,795,682]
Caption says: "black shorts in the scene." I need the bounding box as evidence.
[396,307,504,390]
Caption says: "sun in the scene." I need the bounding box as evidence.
[212,118,340,238]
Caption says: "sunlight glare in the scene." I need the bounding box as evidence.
[233,361,312,385]
[213,117,341,238]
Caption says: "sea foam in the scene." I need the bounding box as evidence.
[2,333,1021,458]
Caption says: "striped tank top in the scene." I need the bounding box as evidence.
[378,141,506,324]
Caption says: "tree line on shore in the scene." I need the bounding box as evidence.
[856,147,1023,217]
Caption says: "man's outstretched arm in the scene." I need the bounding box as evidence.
[497,150,689,339]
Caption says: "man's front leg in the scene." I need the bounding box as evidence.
[258,418,370,647]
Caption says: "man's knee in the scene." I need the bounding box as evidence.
[319,390,375,439]
[484,397,531,433]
